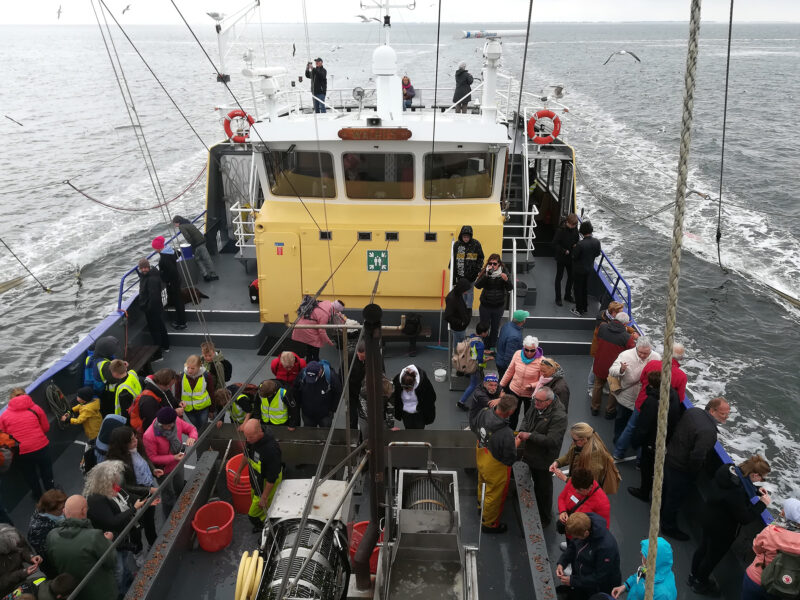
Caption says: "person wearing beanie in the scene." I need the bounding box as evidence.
[467,371,501,419]
[171,215,218,282]
[60,386,101,440]
[151,235,186,330]
[453,62,473,113]
[495,309,528,380]
[571,220,601,317]
[137,258,170,357]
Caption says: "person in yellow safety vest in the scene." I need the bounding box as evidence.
[257,380,298,430]
[180,355,212,431]
[108,360,142,424]
[234,419,283,532]
[211,388,255,432]
[469,392,519,534]
[86,335,121,416]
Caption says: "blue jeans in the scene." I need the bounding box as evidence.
[479,304,504,348]
[613,405,633,445]
[463,286,474,315]
[741,573,775,600]
[185,407,209,431]
[116,549,136,595]
[460,370,482,406]
[452,329,466,347]
[313,93,327,113]
[614,409,639,457]
[403,99,412,110]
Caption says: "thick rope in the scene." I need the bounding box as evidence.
[645,1,702,598]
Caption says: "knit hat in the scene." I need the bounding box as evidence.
[156,406,178,424]
[484,372,498,383]
[152,236,166,251]
[512,310,530,323]
[784,498,800,524]
[76,386,94,402]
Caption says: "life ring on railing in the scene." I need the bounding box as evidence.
[223,110,255,143]
[526,110,561,145]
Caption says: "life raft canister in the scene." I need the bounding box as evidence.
[223,109,255,143]
[526,110,561,145]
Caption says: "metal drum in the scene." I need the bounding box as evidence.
[401,473,455,512]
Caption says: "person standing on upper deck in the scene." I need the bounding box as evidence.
[151,235,186,330]
[453,62,473,113]
[452,225,484,311]
[137,258,169,359]
[571,221,601,317]
[305,57,327,113]
[171,215,218,282]
[553,213,579,307]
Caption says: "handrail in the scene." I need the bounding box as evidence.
[594,252,633,318]
[510,237,518,316]
[116,211,207,311]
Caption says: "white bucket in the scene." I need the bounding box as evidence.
[434,368,447,383]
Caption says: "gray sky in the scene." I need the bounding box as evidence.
[3,0,800,25]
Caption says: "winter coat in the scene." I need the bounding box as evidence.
[27,511,63,563]
[444,277,472,332]
[608,348,661,410]
[391,365,437,425]
[624,538,677,600]
[557,444,618,494]
[142,418,198,474]
[557,512,621,594]
[357,378,395,428]
[294,366,341,423]
[69,399,102,440]
[700,463,769,541]
[0,524,34,596]
[305,65,327,95]
[495,321,523,370]
[453,67,473,103]
[553,222,579,264]
[156,248,181,286]
[402,82,415,100]
[474,266,513,308]
[87,492,141,552]
[138,378,178,435]
[557,480,611,528]
[520,399,568,470]
[174,216,206,248]
[271,354,306,386]
[573,235,601,273]
[746,523,800,586]
[590,309,614,357]
[0,394,49,454]
[546,368,571,412]
[500,350,542,398]
[452,227,484,284]
[138,266,163,312]
[291,300,341,348]
[592,321,633,379]
[470,407,516,466]
[46,518,117,600]
[467,383,501,415]
[632,384,681,451]
[665,406,719,474]
[634,359,687,410]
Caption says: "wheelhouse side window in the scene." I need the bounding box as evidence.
[343,153,414,199]
[536,158,549,189]
[550,160,562,198]
[423,152,495,199]
[267,150,335,198]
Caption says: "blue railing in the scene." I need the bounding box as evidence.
[595,252,634,319]
[116,212,207,311]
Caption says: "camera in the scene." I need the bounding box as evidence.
[179,444,186,453]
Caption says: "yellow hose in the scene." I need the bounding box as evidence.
[235,551,250,600]
[249,556,264,599]
[238,552,258,600]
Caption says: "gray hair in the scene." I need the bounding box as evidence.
[523,335,539,349]
[635,336,652,350]
[673,342,685,360]
[533,386,555,402]
[614,312,630,324]
[83,459,125,498]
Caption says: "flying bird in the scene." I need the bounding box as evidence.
[4,115,24,127]
[206,11,226,21]
[57,5,62,19]
[549,85,565,99]
[122,4,131,14]
[355,14,380,22]
[603,50,641,65]
[292,43,296,57]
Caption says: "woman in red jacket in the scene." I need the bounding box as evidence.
[557,467,611,534]
[0,388,54,500]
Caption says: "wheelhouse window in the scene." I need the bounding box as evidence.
[423,152,495,199]
[343,153,414,199]
[267,150,335,198]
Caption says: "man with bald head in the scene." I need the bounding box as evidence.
[234,420,283,531]
[47,495,117,600]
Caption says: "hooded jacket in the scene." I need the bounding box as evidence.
[470,407,516,466]
[391,365,436,425]
[453,68,474,103]
[557,512,621,593]
[474,265,513,308]
[69,398,102,440]
[291,300,341,348]
[46,518,117,600]
[138,265,163,312]
[495,321,523,369]
[156,246,181,286]
[545,366,571,411]
[624,538,677,600]
[519,398,567,469]
[0,524,34,596]
[27,510,64,564]
[746,523,800,585]
[173,216,206,248]
[0,394,49,454]
[557,480,611,529]
[665,406,719,474]
[500,349,543,397]
[452,226,484,284]
[632,384,681,451]
[592,320,633,379]
[138,377,179,434]
[444,277,472,332]
[701,463,769,538]
[142,418,198,474]
[634,359,687,410]
[293,362,341,422]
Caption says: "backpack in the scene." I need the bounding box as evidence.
[762,549,800,599]
[0,431,19,474]
[297,295,320,319]
[84,350,97,388]
[452,338,478,375]
[45,381,72,430]
[401,313,423,336]
[248,279,259,304]
[128,389,161,433]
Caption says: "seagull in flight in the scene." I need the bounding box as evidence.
[57,5,62,19]
[206,11,226,22]
[549,85,565,99]
[355,14,381,23]
[603,50,641,65]
[122,4,131,14]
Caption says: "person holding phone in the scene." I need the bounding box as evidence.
[305,57,327,113]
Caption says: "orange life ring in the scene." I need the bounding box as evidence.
[223,109,255,143]
[526,110,561,145]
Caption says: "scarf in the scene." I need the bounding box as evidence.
[154,420,182,453]
[533,374,553,397]
[131,449,155,487]
[520,346,543,364]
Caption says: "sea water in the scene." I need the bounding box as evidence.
[0,21,798,501]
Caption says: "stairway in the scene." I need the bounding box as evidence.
[164,306,267,350]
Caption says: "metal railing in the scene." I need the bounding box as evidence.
[594,247,633,320]
[230,201,259,250]
[116,212,206,311]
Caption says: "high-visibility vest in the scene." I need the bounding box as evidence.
[230,394,250,424]
[181,374,211,411]
[115,371,142,416]
[260,389,288,425]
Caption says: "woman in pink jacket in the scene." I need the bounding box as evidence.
[0,388,54,500]
[742,498,800,599]
[291,300,345,362]
[142,407,197,517]
[499,336,543,428]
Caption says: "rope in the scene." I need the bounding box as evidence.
[716,0,735,272]
[645,2,702,599]
[0,237,52,293]
[426,0,443,233]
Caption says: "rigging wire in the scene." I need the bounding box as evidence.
[0,237,53,293]
[426,0,443,234]
[716,0,735,273]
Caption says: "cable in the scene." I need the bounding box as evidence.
[716,0,735,272]
[426,0,443,233]
[0,237,53,293]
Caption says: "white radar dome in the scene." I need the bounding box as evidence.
[372,45,397,76]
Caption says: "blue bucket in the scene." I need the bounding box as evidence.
[180,244,194,260]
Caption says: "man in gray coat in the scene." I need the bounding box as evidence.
[171,215,218,281]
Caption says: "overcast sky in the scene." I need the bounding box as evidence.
[3,0,800,25]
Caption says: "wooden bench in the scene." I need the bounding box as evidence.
[126,345,161,375]
[381,326,433,341]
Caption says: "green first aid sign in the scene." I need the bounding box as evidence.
[367,250,388,271]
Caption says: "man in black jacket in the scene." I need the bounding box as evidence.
[391,365,437,429]
[453,62,473,113]
[444,277,472,346]
[571,220,601,317]
[517,387,568,527]
[305,57,327,113]
[556,512,621,599]
[137,258,169,356]
[152,236,186,329]
[660,397,730,541]
[452,225,484,309]
[553,213,579,306]
[171,215,218,282]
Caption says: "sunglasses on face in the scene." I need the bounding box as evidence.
[523,348,536,353]
[541,360,554,367]
[488,262,498,266]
